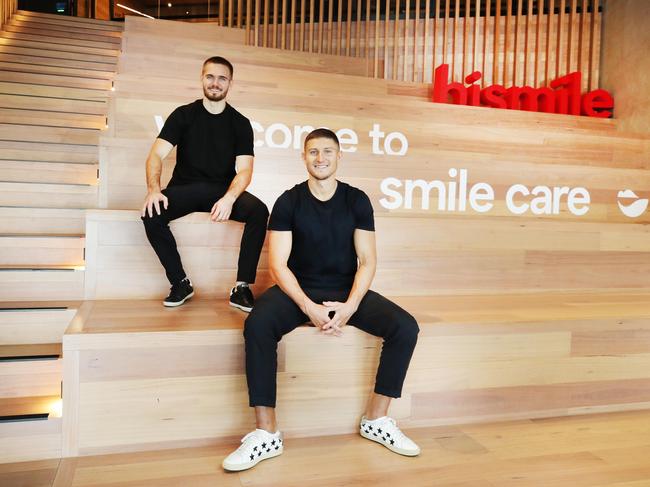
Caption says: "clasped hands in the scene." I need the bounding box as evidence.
[304,300,358,337]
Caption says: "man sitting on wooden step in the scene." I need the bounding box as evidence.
[222,128,421,472]
[141,56,268,311]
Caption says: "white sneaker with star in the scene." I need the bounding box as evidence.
[359,416,421,456]
[222,428,283,471]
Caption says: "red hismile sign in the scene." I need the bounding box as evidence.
[432,64,614,118]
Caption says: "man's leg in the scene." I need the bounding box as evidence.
[142,183,210,285]
[244,285,307,412]
[229,191,269,285]
[223,285,307,472]
[349,290,421,456]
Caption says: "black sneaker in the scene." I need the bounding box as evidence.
[230,284,254,312]
[163,278,194,307]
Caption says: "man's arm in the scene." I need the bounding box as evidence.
[322,229,377,336]
[210,155,253,221]
[141,138,174,217]
[269,230,333,328]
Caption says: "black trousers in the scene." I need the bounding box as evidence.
[244,285,419,407]
[142,182,269,285]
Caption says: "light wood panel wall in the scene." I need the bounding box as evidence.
[204,0,602,89]
[62,294,650,456]
[93,17,650,297]
[601,0,650,135]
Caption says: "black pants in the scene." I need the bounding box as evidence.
[244,285,419,407]
[142,182,269,285]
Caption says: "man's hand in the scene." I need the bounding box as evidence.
[141,191,168,218]
[320,300,358,337]
[303,300,335,330]
[210,194,236,222]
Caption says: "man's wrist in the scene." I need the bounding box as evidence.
[300,297,315,314]
[346,295,362,310]
[223,192,237,204]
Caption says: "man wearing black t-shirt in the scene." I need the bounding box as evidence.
[222,128,420,472]
[141,56,268,310]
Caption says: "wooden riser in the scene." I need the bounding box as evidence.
[15,10,123,31]
[0,69,112,91]
[0,60,114,81]
[0,94,107,116]
[0,160,98,185]
[61,295,650,456]
[0,416,61,463]
[0,52,116,73]
[0,124,101,146]
[0,359,62,399]
[2,23,122,45]
[0,81,108,103]
[7,18,122,40]
[0,30,122,51]
[0,208,85,235]
[0,37,119,58]
[0,236,85,267]
[0,44,117,66]
[0,306,78,344]
[0,269,85,301]
[0,182,98,209]
[0,141,97,164]
[0,109,105,130]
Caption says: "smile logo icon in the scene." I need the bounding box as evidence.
[617,190,649,218]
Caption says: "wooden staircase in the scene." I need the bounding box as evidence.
[0,9,122,463]
[0,9,121,301]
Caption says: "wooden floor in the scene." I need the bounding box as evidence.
[3,409,650,486]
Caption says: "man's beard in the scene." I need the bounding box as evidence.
[204,88,227,101]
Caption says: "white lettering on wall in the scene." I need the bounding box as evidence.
[382,170,591,217]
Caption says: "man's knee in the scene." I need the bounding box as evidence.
[141,211,168,232]
[393,312,419,349]
[244,312,272,343]
[253,200,270,222]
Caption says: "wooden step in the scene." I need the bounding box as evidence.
[0,81,109,103]
[2,23,122,45]
[0,415,61,462]
[0,267,85,301]
[0,140,98,164]
[0,182,97,209]
[0,109,105,130]
[0,30,122,51]
[0,94,107,116]
[0,395,60,421]
[8,17,122,40]
[0,124,101,146]
[0,36,120,58]
[15,10,124,30]
[0,304,78,344]
[0,346,62,400]
[0,60,114,81]
[0,235,85,266]
[0,69,112,91]
[0,343,61,361]
[0,160,98,185]
[0,44,118,66]
[0,52,116,73]
[0,416,61,462]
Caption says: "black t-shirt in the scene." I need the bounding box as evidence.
[268,181,375,289]
[158,100,254,186]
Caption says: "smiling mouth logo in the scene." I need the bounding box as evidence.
[617,190,649,218]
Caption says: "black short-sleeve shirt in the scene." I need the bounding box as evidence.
[158,100,254,186]
[268,180,375,289]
